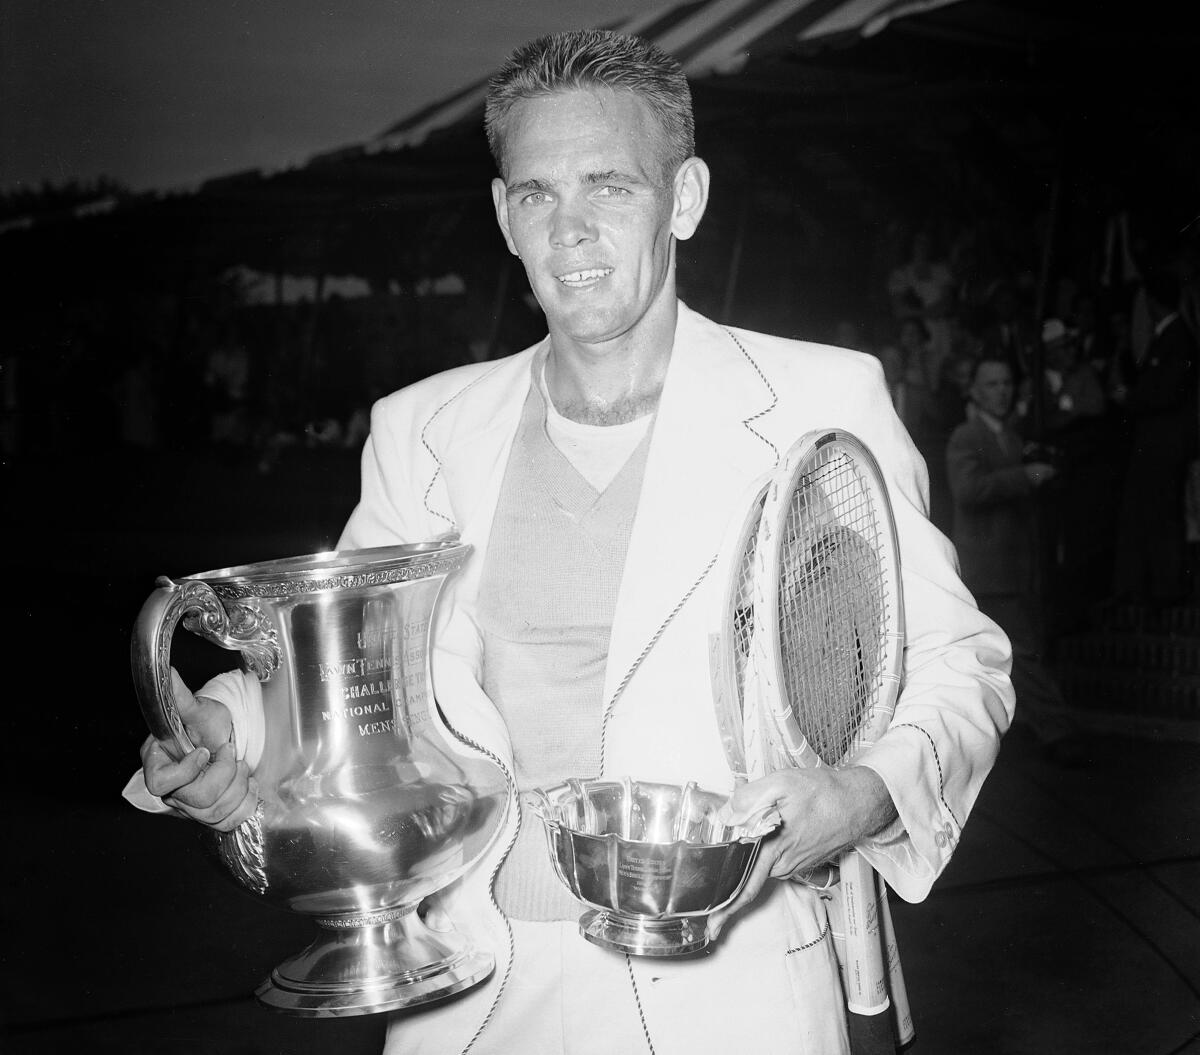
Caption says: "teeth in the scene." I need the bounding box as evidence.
[557,268,612,284]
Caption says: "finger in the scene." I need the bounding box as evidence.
[792,864,837,889]
[208,785,259,833]
[205,769,258,832]
[171,669,234,751]
[163,741,240,814]
[420,897,455,934]
[768,839,825,881]
[139,733,161,769]
[170,667,202,721]
[707,843,779,941]
[142,738,211,799]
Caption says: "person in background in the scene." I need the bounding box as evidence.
[887,227,959,391]
[947,357,1088,767]
[1113,265,1199,604]
[925,351,975,536]
[1031,317,1107,438]
[894,316,963,535]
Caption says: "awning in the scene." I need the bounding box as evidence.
[368,0,962,154]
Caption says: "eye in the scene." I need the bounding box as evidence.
[521,190,551,206]
[595,185,631,198]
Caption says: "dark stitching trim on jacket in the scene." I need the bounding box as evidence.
[419,365,505,530]
[597,552,719,774]
[625,954,658,1055]
[723,328,780,468]
[785,919,833,956]
[893,722,961,828]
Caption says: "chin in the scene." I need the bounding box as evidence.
[554,302,634,344]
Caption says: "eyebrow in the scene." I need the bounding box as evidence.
[505,170,649,197]
[506,177,553,197]
[584,170,645,186]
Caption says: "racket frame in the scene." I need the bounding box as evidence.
[750,429,905,773]
[708,474,772,785]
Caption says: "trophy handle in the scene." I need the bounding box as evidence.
[131,576,282,760]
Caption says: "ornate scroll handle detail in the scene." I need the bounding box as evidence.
[182,591,281,682]
[216,801,268,896]
[131,575,282,760]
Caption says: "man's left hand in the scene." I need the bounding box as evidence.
[707,766,897,939]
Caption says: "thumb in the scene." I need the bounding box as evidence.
[170,667,201,720]
[176,744,212,781]
[170,668,232,751]
[419,894,456,934]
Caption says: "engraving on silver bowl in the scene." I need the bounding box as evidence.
[531,777,777,957]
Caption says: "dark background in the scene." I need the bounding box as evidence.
[2,1,1198,1051]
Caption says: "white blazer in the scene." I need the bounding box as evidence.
[338,300,1014,1050]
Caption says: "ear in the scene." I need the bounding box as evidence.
[670,157,710,241]
[491,177,520,257]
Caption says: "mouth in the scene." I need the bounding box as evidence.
[555,267,613,288]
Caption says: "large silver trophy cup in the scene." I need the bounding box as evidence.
[131,542,508,1017]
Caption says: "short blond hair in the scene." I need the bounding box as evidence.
[485,29,695,182]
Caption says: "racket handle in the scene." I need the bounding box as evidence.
[829,885,895,1055]
[879,883,915,1047]
[837,849,890,1016]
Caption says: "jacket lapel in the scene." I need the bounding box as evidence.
[422,346,542,603]
[602,303,779,710]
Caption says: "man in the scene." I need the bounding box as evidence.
[132,30,1013,1053]
[946,357,1084,765]
[1113,266,1198,603]
[1025,317,1106,439]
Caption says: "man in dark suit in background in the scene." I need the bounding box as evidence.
[1113,266,1199,603]
[947,357,1087,765]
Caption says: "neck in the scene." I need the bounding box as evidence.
[974,405,1007,429]
[544,285,678,426]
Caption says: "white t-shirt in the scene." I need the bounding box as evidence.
[539,364,653,492]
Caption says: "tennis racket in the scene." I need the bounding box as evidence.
[745,429,911,1050]
[708,474,772,787]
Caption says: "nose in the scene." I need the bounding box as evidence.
[548,198,596,249]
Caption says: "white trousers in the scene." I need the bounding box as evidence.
[382,890,849,1055]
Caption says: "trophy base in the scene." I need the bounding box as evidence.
[256,907,494,1018]
[579,909,710,958]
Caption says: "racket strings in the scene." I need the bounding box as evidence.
[777,449,887,764]
[732,529,758,706]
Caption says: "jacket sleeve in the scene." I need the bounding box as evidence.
[946,427,1031,509]
[1126,324,1198,416]
[839,359,1014,903]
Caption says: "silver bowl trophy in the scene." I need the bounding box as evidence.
[131,542,509,1017]
[531,777,777,957]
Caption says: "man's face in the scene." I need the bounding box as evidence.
[970,361,1014,419]
[491,88,704,347]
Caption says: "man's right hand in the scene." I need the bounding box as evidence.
[140,669,258,832]
[1024,461,1057,487]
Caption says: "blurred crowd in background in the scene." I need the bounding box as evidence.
[2,181,1196,626]
[821,208,1199,613]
